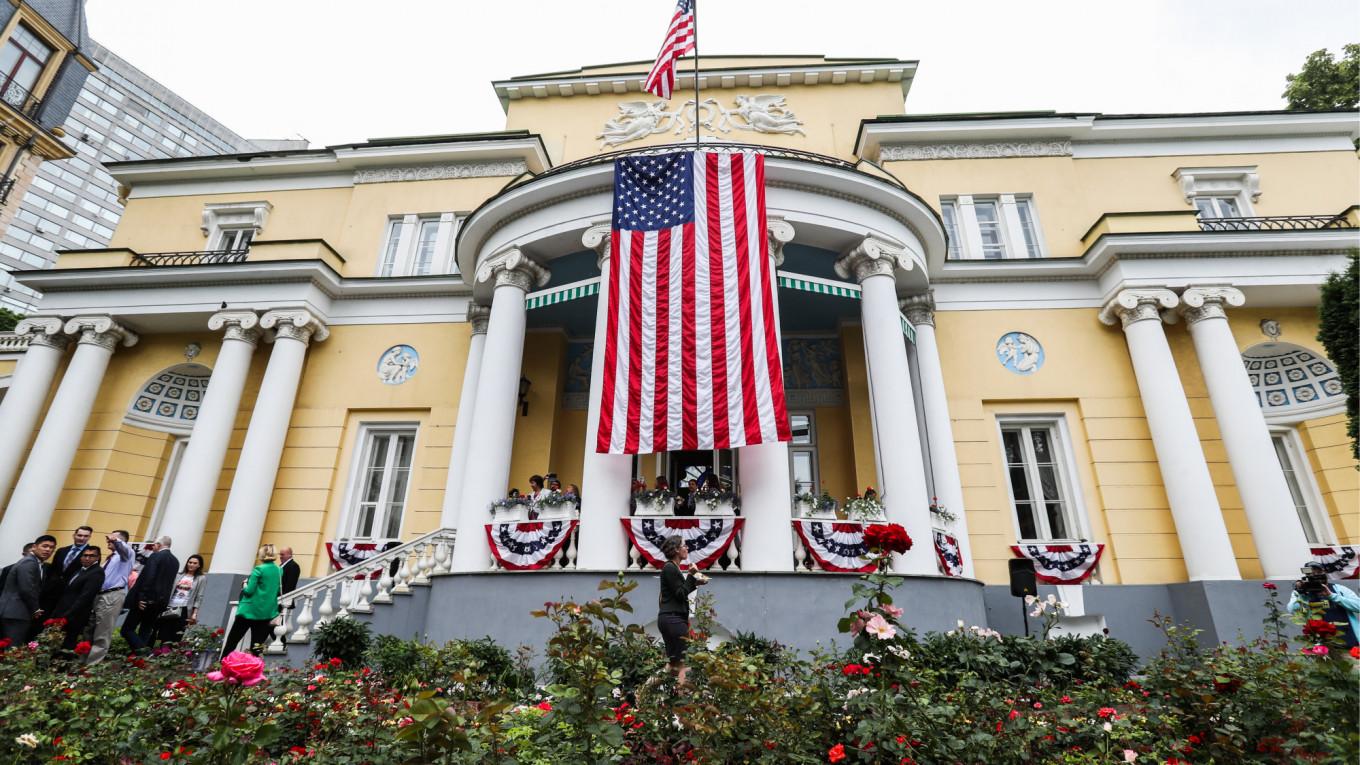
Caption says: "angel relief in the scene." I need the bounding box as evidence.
[597,94,806,149]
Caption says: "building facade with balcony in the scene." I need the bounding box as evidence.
[0,56,1355,656]
[0,39,292,312]
[0,1,95,279]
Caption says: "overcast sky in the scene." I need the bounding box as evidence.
[85,0,1357,148]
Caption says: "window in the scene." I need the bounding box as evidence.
[214,227,253,251]
[201,201,270,252]
[940,194,1047,260]
[1270,430,1334,544]
[376,213,462,277]
[1174,166,1258,218]
[1193,196,1240,219]
[788,412,818,495]
[347,428,417,539]
[999,419,1083,542]
[0,24,53,107]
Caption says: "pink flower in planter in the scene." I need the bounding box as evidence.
[206,651,266,686]
[864,614,897,640]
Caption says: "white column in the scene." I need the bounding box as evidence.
[209,309,327,575]
[1099,289,1240,581]
[576,224,634,570]
[0,317,68,508]
[0,316,137,546]
[834,237,934,575]
[901,292,976,578]
[156,312,261,559]
[439,304,489,528]
[450,249,548,572]
[737,220,797,572]
[1180,286,1310,579]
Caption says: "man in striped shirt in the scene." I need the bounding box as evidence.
[86,529,132,665]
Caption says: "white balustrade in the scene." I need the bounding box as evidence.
[315,585,335,628]
[291,594,315,641]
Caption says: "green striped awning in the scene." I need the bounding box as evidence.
[899,313,917,344]
[525,278,600,310]
[776,272,861,300]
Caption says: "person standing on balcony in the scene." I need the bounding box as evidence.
[221,544,281,658]
[278,547,300,597]
[657,535,708,686]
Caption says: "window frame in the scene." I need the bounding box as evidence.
[1269,426,1336,545]
[940,194,1048,260]
[339,424,420,541]
[787,410,819,496]
[995,414,1091,544]
[0,23,54,96]
[375,212,464,277]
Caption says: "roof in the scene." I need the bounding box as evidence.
[25,0,88,50]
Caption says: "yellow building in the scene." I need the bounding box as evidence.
[0,55,1355,652]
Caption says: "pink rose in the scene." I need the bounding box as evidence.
[206,651,267,686]
[864,614,897,640]
[881,604,904,619]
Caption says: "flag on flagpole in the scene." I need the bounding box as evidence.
[644,0,696,99]
[597,151,790,455]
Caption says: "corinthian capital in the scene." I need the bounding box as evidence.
[63,315,139,351]
[1098,289,1179,329]
[899,291,936,327]
[14,316,70,350]
[767,218,795,266]
[475,248,550,292]
[261,308,329,345]
[208,310,263,346]
[1178,286,1245,325]
[466,303,491,336]
[833,236,913,284]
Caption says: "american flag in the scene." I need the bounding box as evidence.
[597,151,791,455]
[643,0,695,99]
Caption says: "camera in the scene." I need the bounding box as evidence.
[1295,565,1330,597]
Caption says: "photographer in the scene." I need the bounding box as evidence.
[1287,562,1360,648]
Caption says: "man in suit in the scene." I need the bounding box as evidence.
[0,535,57,647]
[120,535,178,651]
[0,543,34,597]
[278,546,301,596]
[39,526,95,622]
[51,547,103,650]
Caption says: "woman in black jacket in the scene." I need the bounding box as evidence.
[657,535,707,685]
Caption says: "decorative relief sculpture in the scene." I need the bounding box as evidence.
[597,95,806,148]
[996,332,1044,375]
[353,161,528,184]
[377,345,420,385]
[879,141,1072,161]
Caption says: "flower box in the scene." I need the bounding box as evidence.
[634,496,675,516]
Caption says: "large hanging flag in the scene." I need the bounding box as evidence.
[597,151,791,454]
[644,0,695,99]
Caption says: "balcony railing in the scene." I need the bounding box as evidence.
[1197,214,1356,232]
[130,249,250,267]
[0,77,40,117]
[0,177,15,207]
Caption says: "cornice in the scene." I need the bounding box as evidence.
[354,160,528,184]
[879,140,1071,161]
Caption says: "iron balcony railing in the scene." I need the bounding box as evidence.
[1197,214,1356,232]
[0,177,15,207]
[0,77,40,117]
[130,249,250,266]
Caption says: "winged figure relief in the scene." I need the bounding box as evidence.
[724,95,806,136]
[598,101,683,148]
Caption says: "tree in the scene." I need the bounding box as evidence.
[1317,251,1358,461]
[0,307,22,332]
[1283,44,1359,110]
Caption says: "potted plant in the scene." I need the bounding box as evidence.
[929,496,958,525]
[693,487,739,515]
[536,490,578,519]
[843,489,886,522]
[793,491,837,518]
[631,488,675,515]
[490,495,531,521]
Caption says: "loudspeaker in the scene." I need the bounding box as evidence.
[1009,558,1037,598]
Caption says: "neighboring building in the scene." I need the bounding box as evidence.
[0,56,1356,657]
[0,40,274,312]
[0,0,95,307]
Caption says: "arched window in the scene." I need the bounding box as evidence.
[125,363,211,436]
[1242,342,1345,422]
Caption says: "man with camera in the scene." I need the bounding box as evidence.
[1288,562,1360,648]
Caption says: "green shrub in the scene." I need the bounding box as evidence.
[311,615,371,668]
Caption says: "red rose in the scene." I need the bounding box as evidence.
[160,753,172,761]
[1097,707,1117,719]
[1302,619,1339,639]
[863,523,913,554]
[73,641,92,656]
[1350,646,1359,660]
[828,743,847,763]
[1262,582,1277,590]
[329,657,344,667]
[536,700,552,711]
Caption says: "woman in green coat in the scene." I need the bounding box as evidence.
[221,544,282,658]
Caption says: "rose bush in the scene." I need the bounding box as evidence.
[0,575,1353,763]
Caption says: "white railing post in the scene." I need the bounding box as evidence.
[291,594,315,641]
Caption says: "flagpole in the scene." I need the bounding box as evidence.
[692,0,700,149]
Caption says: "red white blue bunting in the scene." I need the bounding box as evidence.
[621,517,744,570]
[933,530,964,577]
[486,520,578,571]
[793,521,876,574]
[1310,546,1360,581]
[1011,543,1104,584]
[325,540,401,579]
